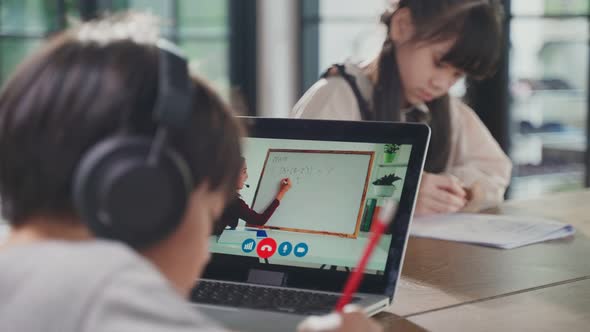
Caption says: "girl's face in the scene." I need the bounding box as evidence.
[396,39,464,106]
[237,162,248,190]
[390,9,465,106]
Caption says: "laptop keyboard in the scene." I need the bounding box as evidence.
[191,280,361,315]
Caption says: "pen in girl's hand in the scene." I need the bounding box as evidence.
[334,200,397,312]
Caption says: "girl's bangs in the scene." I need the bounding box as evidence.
[441,6,502,78]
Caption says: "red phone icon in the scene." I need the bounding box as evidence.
[256,238,277,259]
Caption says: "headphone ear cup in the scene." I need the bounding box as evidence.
[73,137,193,248]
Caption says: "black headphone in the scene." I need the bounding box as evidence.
[73,40,194,249]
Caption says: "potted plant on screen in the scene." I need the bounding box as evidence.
[383,144,400,163]
[372,173,402,197]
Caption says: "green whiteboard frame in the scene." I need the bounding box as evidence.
[251,148,375,238]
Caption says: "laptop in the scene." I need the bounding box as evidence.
[192,118,430,331]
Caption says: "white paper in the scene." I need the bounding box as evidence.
[410,213,575,249]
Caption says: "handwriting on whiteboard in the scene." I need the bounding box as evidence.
[270,155,335,184]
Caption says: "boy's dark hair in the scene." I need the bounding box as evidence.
[0,14,243,226]
[373,0,503,172]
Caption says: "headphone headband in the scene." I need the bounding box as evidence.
[73,40,195,249]
[154,40,194,129]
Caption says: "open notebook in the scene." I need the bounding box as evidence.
[410,213,575,249]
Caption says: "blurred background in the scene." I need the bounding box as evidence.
[1,0,588,201]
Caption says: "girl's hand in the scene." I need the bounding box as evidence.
[415,172,467,217]
[460,181,485,213]
[297,306,382,332]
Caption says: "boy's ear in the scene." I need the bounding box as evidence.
[389,8,415,45]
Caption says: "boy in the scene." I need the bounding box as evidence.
[0,14,380,332]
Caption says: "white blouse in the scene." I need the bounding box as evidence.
[290,63,512,209]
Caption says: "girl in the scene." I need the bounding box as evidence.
[291,0,512,216]
[0,14,378,332]
[213,158,292,235]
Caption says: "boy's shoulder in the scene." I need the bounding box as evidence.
[0,241,141,330]
[0,240,144,287]
[0,241,222,332]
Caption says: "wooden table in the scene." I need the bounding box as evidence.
[375,190,590,331]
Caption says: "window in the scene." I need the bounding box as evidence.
[0,0,230,97]
[97,0,230,95]
[509,0,590,198]
[0,0,78,83]
[300,0,387,93]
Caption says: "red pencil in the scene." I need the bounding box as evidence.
[334,200,397,312]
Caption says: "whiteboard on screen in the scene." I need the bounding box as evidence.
[251,149,374,238]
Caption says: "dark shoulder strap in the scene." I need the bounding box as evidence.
[321,64,372,120]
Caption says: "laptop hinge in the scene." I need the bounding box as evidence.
[247,269,286,286]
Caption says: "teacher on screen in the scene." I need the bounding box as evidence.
[213,157,292,235]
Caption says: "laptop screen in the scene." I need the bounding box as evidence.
[203,118,429,299]
[211,138,411,274]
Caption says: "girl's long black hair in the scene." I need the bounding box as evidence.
[372,0,503,172]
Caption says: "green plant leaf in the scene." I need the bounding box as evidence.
[372,172,402,185]
[384,144,400,154]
